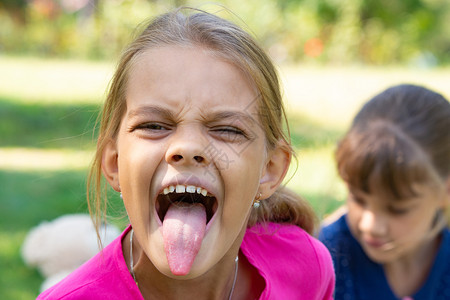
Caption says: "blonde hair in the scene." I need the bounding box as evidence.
[88,7,317,236]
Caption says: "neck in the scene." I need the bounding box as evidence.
[136,253,238,300]
[123,230,244,300]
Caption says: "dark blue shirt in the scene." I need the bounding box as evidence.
[318,215,450,300]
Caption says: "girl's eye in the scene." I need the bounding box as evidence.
[349,194,365,206]
[388,206,410,215]
[131,123,171,138]
[136,123,168,131]
[216,127,245,135]
[211,126,248,141]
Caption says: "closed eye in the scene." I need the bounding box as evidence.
[210,126,249,143]
[213,127,245,135]
[349,193,365,206]
[388,203,417,215]
[388,207,410,215]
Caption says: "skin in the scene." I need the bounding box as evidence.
[346,180,449,297]
[102,45,290,299]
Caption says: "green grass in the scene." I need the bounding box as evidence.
[0,170,88,299]
[0,230,42,300]
[0,169,127,299]
[288,112,342,149]
[0,55,112,104]
[0,97,98,149]
[1,170,89,229]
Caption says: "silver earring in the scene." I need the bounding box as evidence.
[120,193,123,199]
[253,192,262,208]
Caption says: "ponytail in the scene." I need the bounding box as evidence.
[247,186,317,235]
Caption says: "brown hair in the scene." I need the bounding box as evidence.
[336,84,450,201]
[87,7,316,236]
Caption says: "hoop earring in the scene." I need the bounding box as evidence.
[253,192,262,208]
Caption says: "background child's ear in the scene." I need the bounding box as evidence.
[258,141,291,199]
[101,139,120,192]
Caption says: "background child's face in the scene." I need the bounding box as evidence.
[105,45,271,277]
[346,183,446,264]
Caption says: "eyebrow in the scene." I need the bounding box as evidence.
[127,105,258,125]
[127,106,175,120]
[208,111,259,126]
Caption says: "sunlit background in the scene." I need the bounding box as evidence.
[1,0,450,298]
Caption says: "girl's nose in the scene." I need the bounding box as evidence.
[359,210,387,237]
[165,128,210,166]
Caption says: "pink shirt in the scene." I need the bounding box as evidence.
[38,223,334,299]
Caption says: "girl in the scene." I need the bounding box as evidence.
[319,84,450,300]
[38,8,334,300]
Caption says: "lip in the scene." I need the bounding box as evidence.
[362,237,387,249]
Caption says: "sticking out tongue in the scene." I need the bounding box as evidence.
[162,202,206,275]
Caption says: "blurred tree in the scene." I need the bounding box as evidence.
[0,0,28,23]
[0,0,449,65]
[275,0,450,64]
[358,0,447,64]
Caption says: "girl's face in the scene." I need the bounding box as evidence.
[346,183,447,264]
[102,45,287,278]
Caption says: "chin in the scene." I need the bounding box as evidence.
[362,246,398,264]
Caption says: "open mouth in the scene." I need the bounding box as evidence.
[156,185,218,225]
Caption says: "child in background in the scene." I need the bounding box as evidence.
[319,84,450,300]
[38,7,335,299]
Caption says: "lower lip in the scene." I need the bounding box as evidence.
[363,239,386,248]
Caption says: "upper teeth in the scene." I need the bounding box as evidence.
[163,184,208,196]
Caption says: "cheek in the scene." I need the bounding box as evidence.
[225,143,265,181]
[221,143,266,206]
[118,136,164,177]
[398,210,435,235]
[118,146,147,183]
[117,142,161,211]
[346,201,364,231]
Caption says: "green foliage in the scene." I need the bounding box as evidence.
[0,0,27,9]
[0,0,449,64]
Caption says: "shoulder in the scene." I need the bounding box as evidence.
[318,214,357,278]
[244,222,332,261]
[318,214,352,251]
[244,222,334,265]
[242,223,335,300]
[37,226,140,300]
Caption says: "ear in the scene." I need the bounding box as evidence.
[101,139,121,192]
[258,141,291,199]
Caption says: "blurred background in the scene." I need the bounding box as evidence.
[1,0,450,298]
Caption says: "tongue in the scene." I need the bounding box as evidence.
[162,202,206,275]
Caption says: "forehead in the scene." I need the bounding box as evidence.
[125,45,259,113]
[350,182,436,205]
